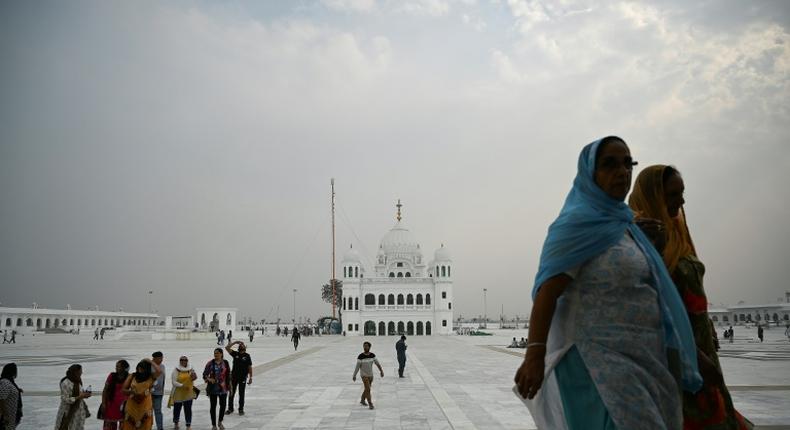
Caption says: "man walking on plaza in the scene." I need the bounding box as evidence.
[151,351,166,430]
[225,340,253,415]
[352,341,384,410]
[395,335,407,378]
[291,327,300,351]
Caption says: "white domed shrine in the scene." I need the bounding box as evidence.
[341,200,454,336]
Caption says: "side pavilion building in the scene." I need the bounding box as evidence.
[341,201,453,336]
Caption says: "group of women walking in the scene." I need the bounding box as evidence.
[44,347,232,430]
[514,136,752,430]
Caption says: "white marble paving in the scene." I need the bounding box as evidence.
[1,326,788,429]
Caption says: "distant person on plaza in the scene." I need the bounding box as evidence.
[396,335,407,378]
[203,348,231,430]
[0,363,23,429]
[353,341,384,409]
[121,359,161,430]
[785,324,790,341]
[54,364,91,430]
[515,138,702,430]
[94,328,100,340]
[2,331,7,344]
[227,330,232,344]
[169,356,197,429]
[150,352,166,430]
[100,328,105,340]
[100,360,129,430]
[508,337,519,348]
[291,327,300,351]
[248,329,254,343]
[630,164,753,429]
[729,326,734,343]
[8,331,14,344]
[711,322,720,352]
[225,341,253,415]
[758,325,764,343]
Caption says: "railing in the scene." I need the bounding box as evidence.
[363,305,433,311]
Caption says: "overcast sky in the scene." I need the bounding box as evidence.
[1,0,788,322]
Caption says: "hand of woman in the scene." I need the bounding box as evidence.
[79,391,92,399]
[514,345,546,399]
[634,217,666,252]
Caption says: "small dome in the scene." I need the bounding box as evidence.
[342,245,361,263]
[434,244,451,261]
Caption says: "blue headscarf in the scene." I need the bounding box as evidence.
[533,137,702,393]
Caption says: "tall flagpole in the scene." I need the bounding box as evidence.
[331,178,336,319]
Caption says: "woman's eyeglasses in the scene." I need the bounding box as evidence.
[597,156,638,171]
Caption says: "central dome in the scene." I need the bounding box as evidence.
[379,221,420,255]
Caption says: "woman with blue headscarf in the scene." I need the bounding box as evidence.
[514,137,702,430]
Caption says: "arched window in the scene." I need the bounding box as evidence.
[407,321,414,336]
[378,294,385,305]
[416,294,423,305]
[405,272,411,277]
[15,318,22,327]
[448,266,451,277]
[388,321,396,335]
[436,267,439,277]
[365,294,375,306]
[397,272,403,278]
[46,319,51,328]
[426,321,432,335]
[388,294,395,305]
[784,314,789,321]
[355,267,359,277]
[449,302,452,310]
[397,294,404,305]
[344,267,347,277]
[4,318,11,327]
[389,272,395,278]
[712,316,718,322]
[378,321,386,335]
[397,262,403,267]
[773,313,779,322]
[407,294,414,305]
[36,318,42,328]
[355,297,359,310]
[426,294,431,305]
[441,266,446,277]
[26,318,33,327]
[416,321,424,335]
[397,321,405,334]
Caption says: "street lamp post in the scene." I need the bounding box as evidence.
[148,291,153,314]
[293,289,297,325]
[483,288,488,329]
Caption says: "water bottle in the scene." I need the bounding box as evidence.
[86,384,92,393]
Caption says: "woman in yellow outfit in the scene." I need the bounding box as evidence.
[121,359,161,430]
[168,356,197,429]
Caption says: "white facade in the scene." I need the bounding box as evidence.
[0,306,158,334]
[341,204,454,336]
[196,307,237,332]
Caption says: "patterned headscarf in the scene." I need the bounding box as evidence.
[628,164,696,273]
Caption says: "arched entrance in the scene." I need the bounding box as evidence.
[397,321,405,334]
[378,321,386,336]
[416,321,424,335]
[426,321,432,335]
[407,321,414,336]
[364,321,376,336]
[388,321,396,335]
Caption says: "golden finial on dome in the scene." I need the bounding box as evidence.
[396,199,403,222]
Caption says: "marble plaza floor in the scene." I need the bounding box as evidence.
[2,326,789,429]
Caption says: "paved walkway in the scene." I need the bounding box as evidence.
[3,328,789,429]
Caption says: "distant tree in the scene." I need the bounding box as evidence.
[321,279,343,323]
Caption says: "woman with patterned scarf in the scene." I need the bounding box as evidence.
[100,360,130,430]
[203,348,230,430]
[121,359,161,430]
[0,363,23,429]
[630,165,753,430]
[54,364,92,430]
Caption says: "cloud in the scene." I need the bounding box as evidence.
[321,0,376,13]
